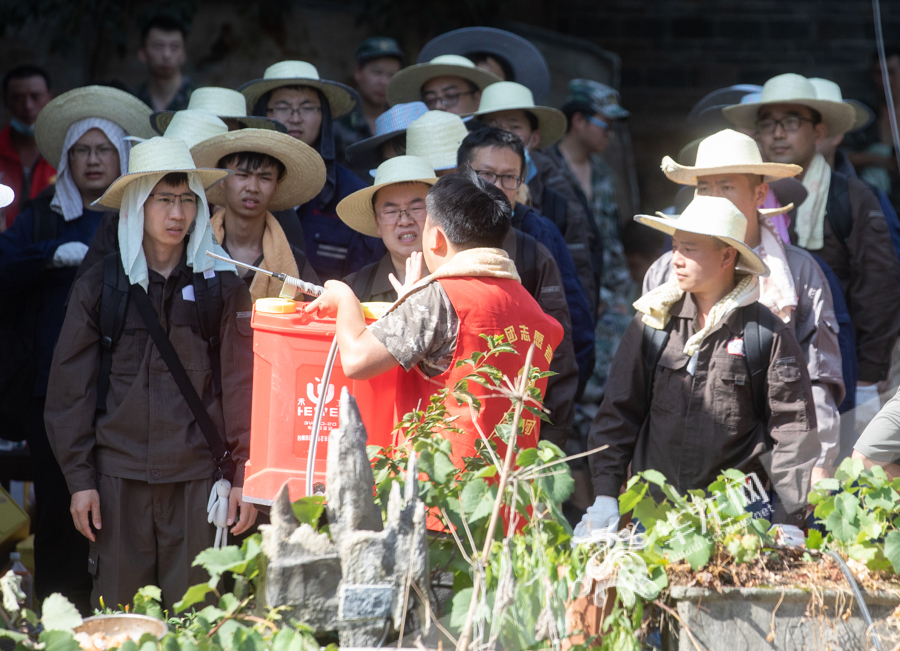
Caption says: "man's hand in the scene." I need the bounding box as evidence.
[71,489,101,542]
[388,251,425,294]
[811,465,831,487]
[302,280,357,319]
[228,486,258,536]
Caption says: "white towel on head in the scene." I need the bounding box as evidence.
[117,171,236,289]
[50,118,131,221]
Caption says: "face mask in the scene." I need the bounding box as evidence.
[9,117,35,137]
[524,149,538,184]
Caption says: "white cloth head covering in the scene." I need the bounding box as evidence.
[50,118,130,221]
[117,171,234,289]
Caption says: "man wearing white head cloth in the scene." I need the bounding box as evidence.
[0,85,154,613]
[45,137,257,613]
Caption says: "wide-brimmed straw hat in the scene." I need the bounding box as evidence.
[417,27,551,102]
[469,81,566,148]
[36,85,155,169]
[345,101,428,167]
[238,61,359,118]
[722,73,857,138]
[337,156,437,237]
[162,110,228,150]
[405,111,468,171]
[94,137,230,210]
[151,87,285,134]
[0,184,13,209]
[386,55,501,107]
[808,78,874,133]
[661,129,801,186]
[191,129,326,210]
[635,195,769,276]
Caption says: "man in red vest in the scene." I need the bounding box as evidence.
[305,173,564,465]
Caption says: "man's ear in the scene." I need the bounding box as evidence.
[472,90,482,106]
[430,224,449,256]
[813,121,828,146]
[527,129,542,150]
[723,245,738,269]
[754,181,770,207]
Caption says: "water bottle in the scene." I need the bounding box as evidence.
[10,552,32,610]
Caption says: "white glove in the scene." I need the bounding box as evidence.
[573,495,619,543]
[855,384,882,435]
[51,241,89,268]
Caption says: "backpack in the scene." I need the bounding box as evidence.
[513,228,538,297]
[95,251,225,411]
[641,301,776,426]
[0,192,60,440]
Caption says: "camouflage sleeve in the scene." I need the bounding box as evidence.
[368,282,459,377]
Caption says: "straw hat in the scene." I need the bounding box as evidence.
[808,78,874,132]
[469,81,566,148]
[337,156,437,237]
[191,129,326,210]
[238,61,359,118]
[661,129,801,186]
[386,55,502,106]
[722,73,857,137]
[345,101,428,167]
[0,184,13,209]
[416,27,551,102]
[161,110,228,150]
[151,87,285,134]
[35,85,155,169]
[635,195,769,276]
[406,111,468,171]
[94,137,230,210]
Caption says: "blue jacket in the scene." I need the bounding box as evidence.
[513,202,596,393]
[0,197,104,397]
[296,163,386,281]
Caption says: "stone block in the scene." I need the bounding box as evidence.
[339,584,395,622]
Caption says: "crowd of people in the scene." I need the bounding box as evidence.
[2,13,900,619]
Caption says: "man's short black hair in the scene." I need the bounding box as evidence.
[217,152,287,181]
[425,173,510,249]
[561,100,595,133]
[158,172,190,188]
[3,65,51,98]
[457,126,526,177]
[141,14,188,44]
[468,52,514,81]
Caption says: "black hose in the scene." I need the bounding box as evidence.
[826,550,884,651]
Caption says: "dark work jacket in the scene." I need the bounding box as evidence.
[295,163,386,281]
[0,192,104,396]
[513,202,595,395]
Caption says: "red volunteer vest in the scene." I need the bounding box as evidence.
[396,276,564,468]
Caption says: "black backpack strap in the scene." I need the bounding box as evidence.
[541,186,569,234]
[129,283,236,482]
[351,263,378,302]
[96,252,130,411]
[641,322,670,404]
[825,171,853,245]
[193,272,224,396]
[514,229,538,296]
[743,302,775,424]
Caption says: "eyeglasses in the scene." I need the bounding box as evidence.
[69,145,117,160]
[756,116,816,134]
[587,115,610,131]
[422,90,476,110]
[267,103,323,121]
[375,206,427,225]
[148,192,198,213]
[473,169,523,191]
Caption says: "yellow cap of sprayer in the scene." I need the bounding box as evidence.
[361,302,392,320]
[256,298,297,313]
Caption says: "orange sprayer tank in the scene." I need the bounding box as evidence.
[243,301,399,505]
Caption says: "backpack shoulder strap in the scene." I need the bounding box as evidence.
[96,252,130,411]
[825,171,853,245]
[193,271,224,396]
[541,186,569,234]
[514,229,539,297]
[641,321,670,404]
[743,302,775,422]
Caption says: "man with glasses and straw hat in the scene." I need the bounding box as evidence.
[577,195,819,539]
[723,73,900,433]
[386,54,501,116]
[191,128,325,302]
[45,136,257,612]
[645,129,846,483]
[0,84,153,613]
[240,61,385,281]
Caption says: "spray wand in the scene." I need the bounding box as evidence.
[205,251,325,299]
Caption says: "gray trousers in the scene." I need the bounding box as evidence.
[89,475,216,612]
